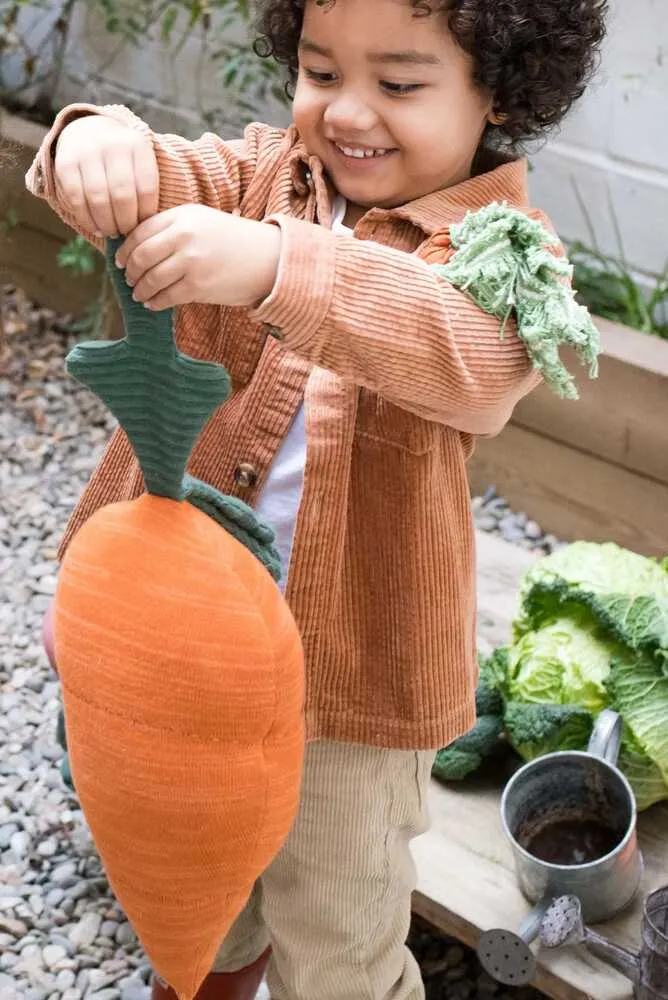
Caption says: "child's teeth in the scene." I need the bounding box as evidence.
[340,145,387,158]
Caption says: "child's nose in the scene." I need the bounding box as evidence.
[323,93,378,133]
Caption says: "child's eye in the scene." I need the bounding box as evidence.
[305,69,338,85]
[381,81,424,95]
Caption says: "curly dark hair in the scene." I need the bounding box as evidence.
[254,0,608,144]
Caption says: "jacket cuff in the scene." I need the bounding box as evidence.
[249,214,336,359]
[26,103,152,203]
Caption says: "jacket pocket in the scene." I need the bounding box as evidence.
[354,390,437,456]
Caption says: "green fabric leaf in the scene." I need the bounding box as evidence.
[182,475,282,582]
[431,202,600,400]
[66,238,231,501]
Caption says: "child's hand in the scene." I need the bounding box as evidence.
[54,116,159,237]
[115,205,282,310]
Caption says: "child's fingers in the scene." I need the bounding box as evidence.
[55,164,99,237]
[79,158,119,237]
[133,141,160,222]
[103,150,139,235]
[144,276,190,312]
[121,225,176,286]
[130,257,186,306]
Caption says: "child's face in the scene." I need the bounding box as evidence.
[292,0,494,219]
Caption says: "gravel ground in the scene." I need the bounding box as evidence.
[0,285,548,1000]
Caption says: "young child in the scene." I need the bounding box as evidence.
[27,0,607,997]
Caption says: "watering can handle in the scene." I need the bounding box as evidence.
[587,709,623,765]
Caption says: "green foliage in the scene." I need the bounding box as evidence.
[570,242,668,341]
[503,701,593,760]
[2,207,18,236]
[432,713,504,782]
[57,235,97,276]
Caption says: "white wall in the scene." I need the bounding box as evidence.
[528,0,668,280]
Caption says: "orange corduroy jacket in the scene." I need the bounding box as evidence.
[27,103,550,750]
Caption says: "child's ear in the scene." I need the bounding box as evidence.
[488,109,508,126]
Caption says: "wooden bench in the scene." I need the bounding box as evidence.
[411,531,668,1000]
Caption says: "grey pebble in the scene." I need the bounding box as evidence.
[41,945,67,969]
[475,514,498,532]
[36,839,58,858]
[115,923,136,948]
[56,970,76,991]
[75,970,90,993]
[45,888,65,908]
[69,911,102,948]
[50,861,77,886]
[0,826,19,850]
[0,918,28,937]
[120,984,150,1000]
[67,882,93,902]
[100,921,119,940]
[8,832,30,858]
[87,971,120,993]
[49,933,76,957]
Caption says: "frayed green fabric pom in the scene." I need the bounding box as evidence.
[431,202,601,400]
[183,474,282,582]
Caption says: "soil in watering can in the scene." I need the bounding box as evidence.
[523,818,622,866]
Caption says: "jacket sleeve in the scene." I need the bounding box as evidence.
[25,102,287,249]
[249,215,541,436]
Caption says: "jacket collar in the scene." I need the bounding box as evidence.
[286,126,529,235]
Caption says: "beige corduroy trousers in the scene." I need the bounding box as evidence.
[212,740,437,1000]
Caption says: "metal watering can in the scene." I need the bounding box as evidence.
[476,711,668,997]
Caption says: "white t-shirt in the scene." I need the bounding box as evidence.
[254,196,352,591]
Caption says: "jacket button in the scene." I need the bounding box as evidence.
[234,462,258,489]
[263,323,284,341]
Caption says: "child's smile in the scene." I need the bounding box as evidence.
[292,0,495,222]
[330,140,397,168]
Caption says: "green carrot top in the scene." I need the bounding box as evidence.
[65,238,281,581]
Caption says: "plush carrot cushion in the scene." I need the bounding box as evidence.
[54,493,304,1000]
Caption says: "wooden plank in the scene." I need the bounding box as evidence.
[0,110,72,244]
[0,224,105,317]
[412,529,668,1000]
[468,424,668,558]
[513,332,668,487]
[1,108,122,329]
[0,108,49,151]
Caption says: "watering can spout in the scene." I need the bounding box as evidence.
[583,929,639,982]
